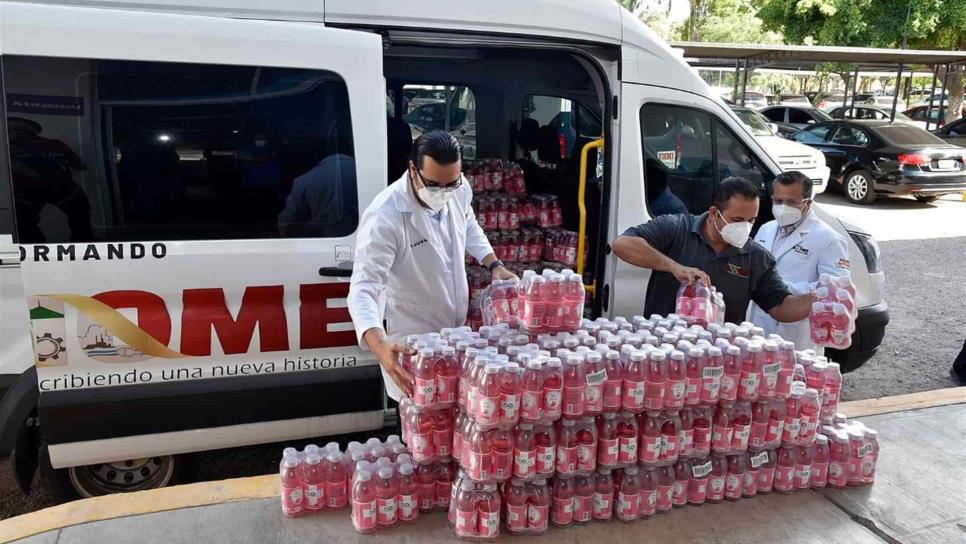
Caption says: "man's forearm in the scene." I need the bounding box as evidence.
[479,253,498,268]
[769,293,813,323]
[362,327,386,352]
[612,235,678,272]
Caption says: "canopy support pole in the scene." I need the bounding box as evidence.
[891,64,904,122]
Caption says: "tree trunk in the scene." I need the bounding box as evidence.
[941,63,964,124]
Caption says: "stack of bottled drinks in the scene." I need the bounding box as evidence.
[809,273,858,349]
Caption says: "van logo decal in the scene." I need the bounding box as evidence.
[21,243,167,263]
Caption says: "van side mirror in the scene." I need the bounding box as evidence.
[806,119,815,124]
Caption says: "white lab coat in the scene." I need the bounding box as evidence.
[749,211,851,352]
[348,172,494,401]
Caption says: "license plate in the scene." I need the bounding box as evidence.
[936,159,959,170]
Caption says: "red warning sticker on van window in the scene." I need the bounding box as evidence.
[657,151,676,169]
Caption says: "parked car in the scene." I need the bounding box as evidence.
[733,91,769,110]
[778,94,810,105]
[793,120,966,204]
[813,93,847,111]
[903,105,948,128]
[828,106,927,130]
[760,105,833,129]
[731,105,829,192]
[934,118,966,147]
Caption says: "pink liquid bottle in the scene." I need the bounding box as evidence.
[521,359,544,423]
[617,467,642,522]
[438,346,460,406]
[466,357,487,418]
[782,387,803,444]
[759,341,781,399]
[504,478,529,535]
[766,398,786,448]
[672,458,691,507]
[576,417,598,474]
[500,363,522,427]
[617,412,639,467]
[556,418,578,476]
[432,411,453,459]
[720,346,741,402]
[655,465,674,513]
[437,461,455,511]
[593,468,614,521]
[724,454,744,501]
[798,388,821,445]
[830,303,852,348]
[452,411,466,463]
[563,273,585,330]
[822,362,843,418]
[675,282,694,320]
[860,428,879,484]
[642,350,667,411]
[595,413,620,468]
[583,351,605,416]
[738,342,763,402]
[776,341,796,397]
[684,347,705,406]
[490,428,513,482]
[660,411,681,464]
[397,463,419,523]
[623,350,648,412]
[459,419,475,471]
[325,451,348,509]
[795,444,813,490]
[573,475,594,524]
[280,450,304,517]
[302,451,326,513]
[408,408,434,463]
[478,483,501,540]
[375,467,398,527]
[692,406,713,457]
[810,434,830,489]
[513,423,537,480]
[827,430,851,489]
[701,346,723,404]
[731,401,752,452]
[805,360,826,392]
[638,468,658,518]
[413,348,439,409]
[542,358,563,421]
[679,406,695,458]
[707,454,727,503]
[750,401,769,449]
[712,402,734,454]
[527,478,551,534]
[351,470,378,534]
[602,350,623,413]
[846,428,865,486]
[551,475,575,527]
[562,354,587,417]
[534,423,556,477]
[638,410,663,465]
[545,274,565,332]
[755,448,777,493]
[810,302,832,345]
[453,479,477,538]
[687,456,711,505]
[476,365,501,427]
[523,276,547,334]
[774,443,797,494]
[468,426,491,483]
[416,463,437,513]
[666,350,687,409]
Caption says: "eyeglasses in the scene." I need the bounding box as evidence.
[772,198,810,206]
[416,169,463,192]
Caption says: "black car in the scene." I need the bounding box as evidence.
[935,118,966,148]
[792,120,966,204]
[760,105,833,129]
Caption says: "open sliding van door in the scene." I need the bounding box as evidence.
[0,2,386,496]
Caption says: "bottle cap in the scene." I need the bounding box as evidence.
[649,350,666,362]
[763,341,779,352]
[282,447,298,458]
[396,454,412,466]
[419,347,434,358]
[484,364,500,374]
[815,434,829,445]
[805,388,819,398]
[630,350,648,362]
[442,346,456,356]
[602,412,616,420]
[376,456,392,467]
[519,422,534,430]
[606,350,620,361]
[586,351,602,363]
[527,359,543,370]
[781,341,795,350]
[671,350,685,361]
[398,463,414,476]
[624,466,638,475]
[726,345,741,356]
[708,346,722,357]
[687,347,704,358]
[355,460,371,472]
[561,418,575,427]
[547,357,562,368]
[356,470,372,482]
[505,363,522,374]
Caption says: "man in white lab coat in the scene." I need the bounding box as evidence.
[348,131,515,400]
[750,171,851,352]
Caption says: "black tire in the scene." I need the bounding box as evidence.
[38,435,80,502]
[913,194,940,203]
[843,169,876,204]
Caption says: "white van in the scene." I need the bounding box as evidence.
[0,0,888,499]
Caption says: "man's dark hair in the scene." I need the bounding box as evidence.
[712,176,760,210]
[411,130,462,168]
[773,171,814,199]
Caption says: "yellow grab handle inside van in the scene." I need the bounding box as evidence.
[577,139,603,297]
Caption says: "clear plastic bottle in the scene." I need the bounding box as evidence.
[616,467,642,522]
[739,342,763,402]
[521,359,544,423]
[655,465,674,513]
[672,458,691,507]
[527,478,551,534]
[639,410,663,465]
[750,401,769,449]
[375,466,398,527]
[453,479,478,538]
[576,417,598,474]
[692,405,713,457]
[795,444,813,489]
[551,475,575,527]
[741,451,758,498]
[583,351,605,416]
[774,443,797,494]
[666,350,687,409]
[280,450,304,517]
[688,456,711,505]
[783,387,803,444]
[500,363,522,427]
[534,423,556,478]
[707,453,727,503]
[504,478,529,535]
[596,412,620,468]
[828,430,850,489]
[639,467,658,517]
[351,469,377,534]
[776,341,796,397]
[302,451,326,512]
[679,406,695,459]
[765,398,786,448]
[478,483,501,540]
[593,468,615,521]
[602,350,623,413]
[562,354,587,417]
[542,358,564,421]
[712,402,734,454]
[324,451,348,509]
[701,346,723,404]
[623,350,648,412]
[513,423,537,480]
[438,346,460,406]
[397,464,419,523]
[573,475,594,524]
[490,428,513,482]
[556,418,578,476]
[720,345,741,402]
[810,434,830,489]
[731,401,752,453]
[724,454,744,501]
[413,348,439,409]
[822,362,843,418]
[660,410,681,465]
[798,388,821,445]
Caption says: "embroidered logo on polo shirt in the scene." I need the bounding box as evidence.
[726,263,749,278]
[792,244,809,256]
[411,238,428,248]
[836,258,851,270]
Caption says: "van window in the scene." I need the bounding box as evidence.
[402,85,476,159]
[4,56,358,243]
[640,103,772,216]
[523,95,601,160]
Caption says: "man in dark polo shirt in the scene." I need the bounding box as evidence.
[612,176,813,324]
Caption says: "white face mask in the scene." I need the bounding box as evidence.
[715,210,753,248]
[772,203,804,227]
[417,187,454,212]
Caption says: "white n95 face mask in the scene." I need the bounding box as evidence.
[772,204,803,227]
[418,187,454,213]
[716,211,753,248]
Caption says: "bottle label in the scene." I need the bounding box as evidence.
[720,374,738,399]
[739,371,760,398]
[857,443,873,457]
[506,503,528,532]
[536,444,555,474]
[477,395,499,425]
[574,495,593,522]
[640,435,662,463]
[669,380,686,404]
[693,425,712,453]
[304,483,324,510]
[398,493,418,521]
[436,481,451,508]
[799,415,818,442]
[410,431,432,460]
[593,492,613,519]
[598,437,619,466]
[617,491,639,520]
[618,436,638,464]
[514,448,536,478]
[527,503,549,530]
[564,385,586,416]
[501,394,520,421]
[438,376,459,404]
[643,381,665,410]
[750,421,769,448]
[795,464,812,487]
[766,419,784,444]
[758,466,776,492]
[413,376,436,407]
[478,510,500,538]
[763,363,781,389]
[692,461,713,478]
[544,388,562,413]
[725,474,742,498]
[640,488,657,516]
[708,476,726,500]
[660,432,678,460]
[376,496,397,525]
[703,366,724,379]
[352,499,377,530]
[585,384,603,412]
[521,390,541,420]
[418,483,435,511]
[775,465,795,490]
[281,484,304,515]
[749,451,769,469]
[552,496,574,525]
[712,425,733,451]
[672,481,687,505]
[556,445,577,474]
[493,451,513,480]
[470,450,490,481]
[732,423,751,450]
[743,470,758,495]
[577,443,596,472]
[688,477,708,504]
[828,461,847,486]
[586,369,608,386]
[455,508,477,537]
[686,377,702,403]
[326,481,348,508]
[603,379,622,408]
[656,484,673,510]
[784,417,801,441]
[811,461,829,487]
[623,379,645,409]
[861,455,876,477]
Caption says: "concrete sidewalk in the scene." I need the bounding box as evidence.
[4,389,965,544]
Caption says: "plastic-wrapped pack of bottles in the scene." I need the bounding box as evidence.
[809,274,857,349]
[278,442,351,518]
[675,281,725,328]
[479,279,520,327]
[449,475,503,540]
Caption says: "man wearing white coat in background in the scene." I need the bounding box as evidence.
[348,131,515,400]
[750,171,851,352]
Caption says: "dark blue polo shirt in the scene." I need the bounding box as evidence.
[623,212,790,323]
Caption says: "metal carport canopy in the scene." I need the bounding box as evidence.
[671,42,966,70]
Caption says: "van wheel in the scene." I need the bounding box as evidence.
[40,437,192,501]
[844,170,876,204]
